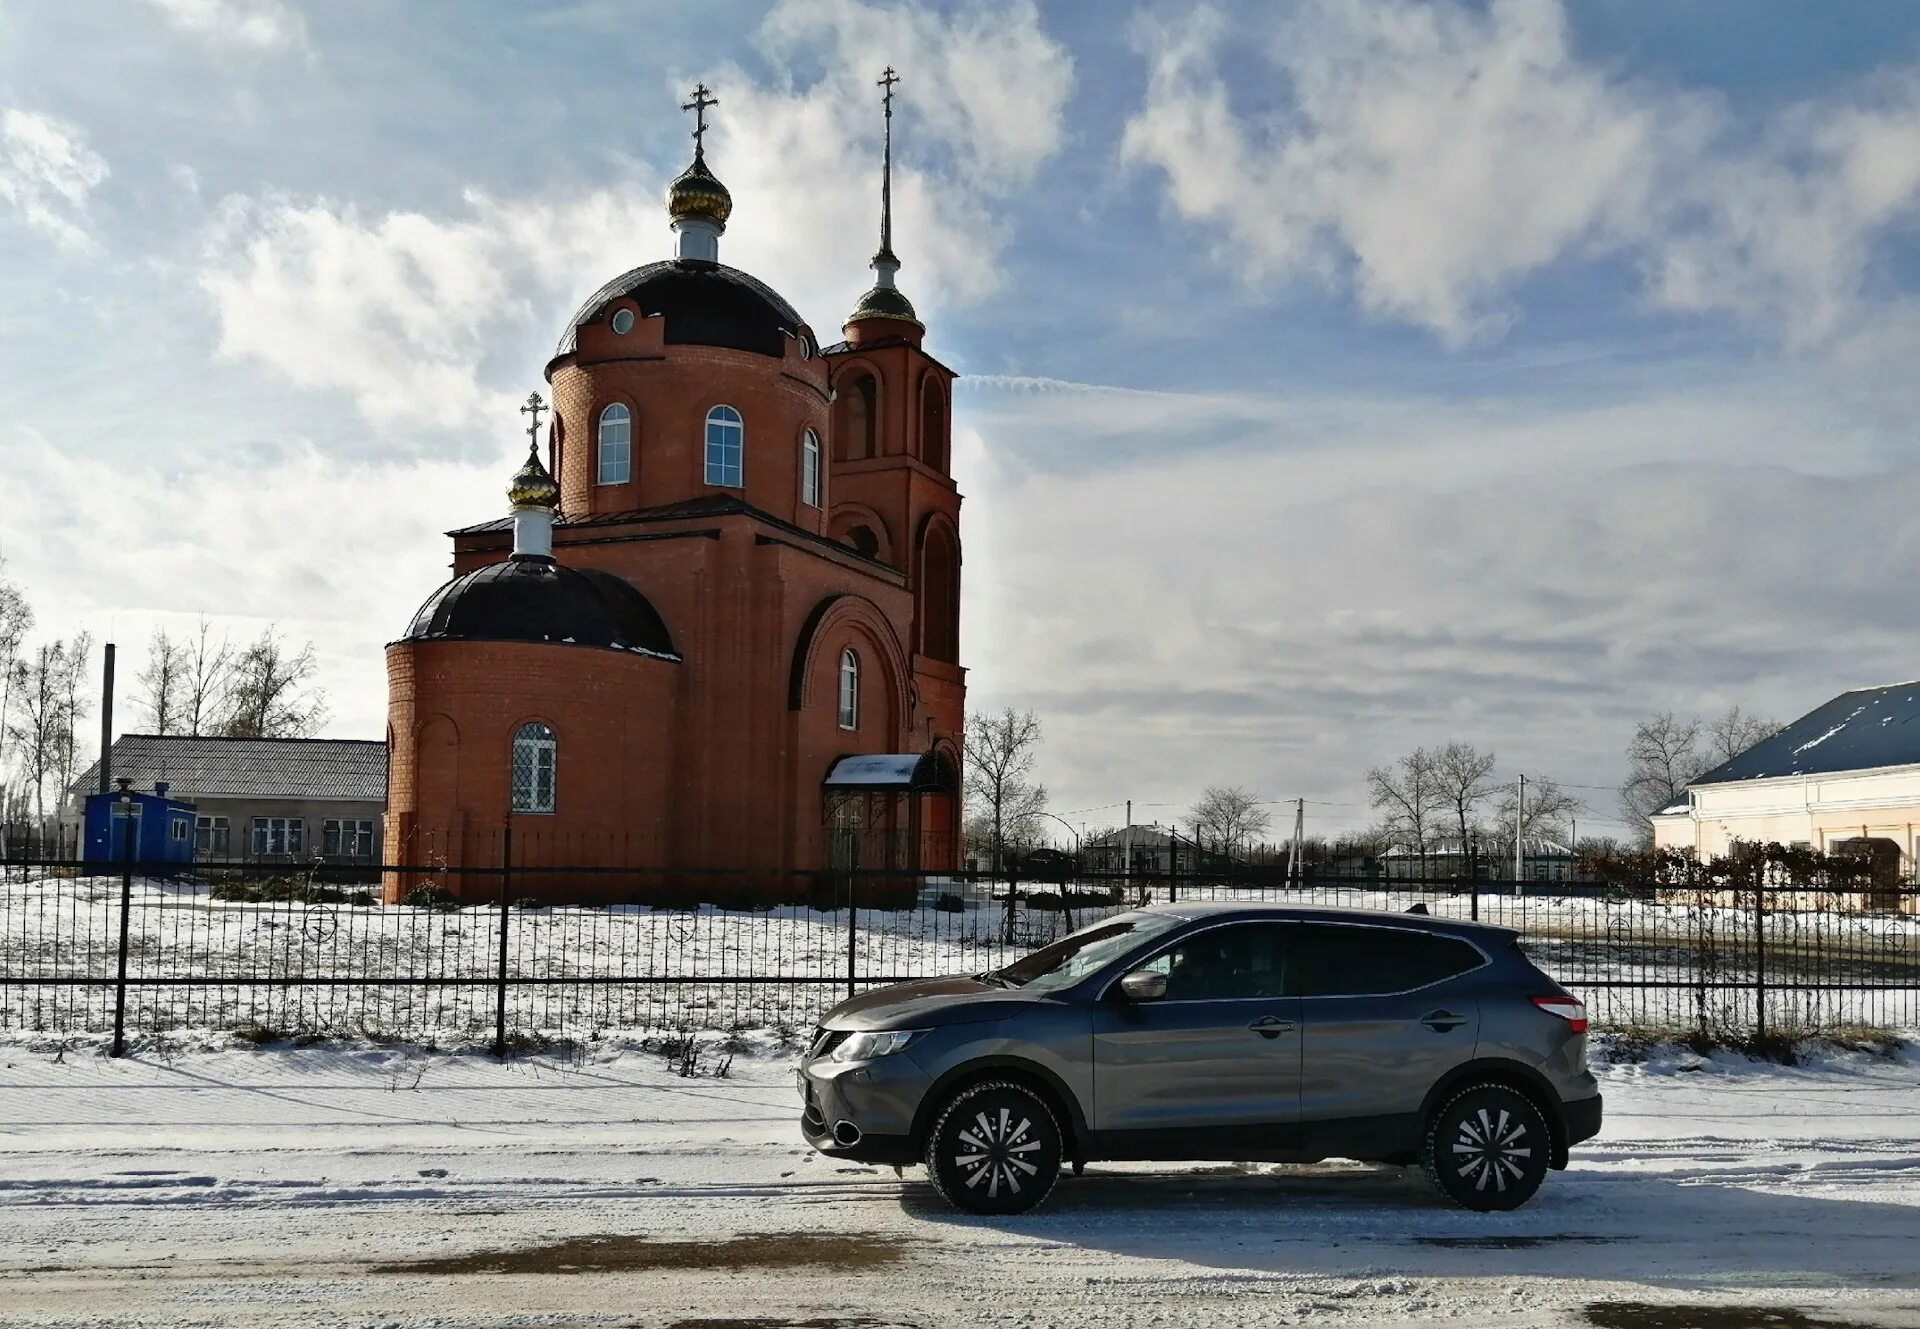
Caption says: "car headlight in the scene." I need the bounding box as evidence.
[830,1029,926,1062]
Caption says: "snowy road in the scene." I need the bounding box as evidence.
[2,1036,1920,1327]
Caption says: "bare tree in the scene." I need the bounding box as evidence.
[1495,775,1579,847]
[1705,706,1780,765]
[1186,785,1273,855]
[961,708,1047,873]
[55,631,93,801]
[136,628,189,735]
[0,563,30,784]
[1365,746,1441,853]
[5,642,70,824]
[183,616,233,737]
[1620,712,1707,843]
[218,626,329,738]
[1432,741,1499,853]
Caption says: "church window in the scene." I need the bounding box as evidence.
[610,308,635,335]
[511,722,557,814]
[801,429,821,507]
[705,405,744,487]
[921,380,946,472]
[597,404,631,485]
[838,649,860,730]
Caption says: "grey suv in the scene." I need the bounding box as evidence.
[799,903,1601,1215]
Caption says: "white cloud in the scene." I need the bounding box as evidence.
[0,108,108,250]
[140,0,306,53]
[1122,0,1920,346]
[194,0,1073,432]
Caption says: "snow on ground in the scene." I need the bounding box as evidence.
[2,1031,1919,1328]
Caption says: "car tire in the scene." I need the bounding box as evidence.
[1422,1083,1551,1212]
[924,1080,1063,1216]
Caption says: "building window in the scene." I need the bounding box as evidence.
[170,818,189,843]
[705,405,743,487]
[323,818,376,858]
[838,649,859,730]
[195,815,229,857]
[512,722,558,814]
[834,372,877,461]
[251,817,303,856]
[801,428,821,507]
[598,404,631,485]
[610,307,635,335]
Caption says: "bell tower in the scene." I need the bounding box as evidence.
[823,67,964,756]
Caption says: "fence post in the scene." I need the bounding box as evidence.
[1169,833,1180,905]
[1753,872,1767,1048]
[1469,839,1480,923]
[846,864,858,1001]
[111,808,135,1058]
[492,825,512,1059]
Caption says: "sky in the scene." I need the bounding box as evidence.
[5,0,1920,842]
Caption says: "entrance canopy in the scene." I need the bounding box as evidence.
[823,751,956,793]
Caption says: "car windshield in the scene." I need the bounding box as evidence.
[989,911,1185,994]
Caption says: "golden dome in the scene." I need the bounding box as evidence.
[667,153,732,229]
[507,446,559,510]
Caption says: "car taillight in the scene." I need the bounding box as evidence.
[1531,995,1588,1033]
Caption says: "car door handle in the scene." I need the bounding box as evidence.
[1419,1010,1467,1032]
[1248,1016,1296,1039]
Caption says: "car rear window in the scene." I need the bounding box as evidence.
[1289,924,1484,997]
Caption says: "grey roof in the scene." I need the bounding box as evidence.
[1690,681,1920,786]
[74,735,387,803]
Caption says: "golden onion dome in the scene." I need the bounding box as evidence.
[666,152,732,229]
[507,446,559,510]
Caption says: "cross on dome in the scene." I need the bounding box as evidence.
[682,83,718,158]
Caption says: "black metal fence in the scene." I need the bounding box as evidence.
[2,830,1916,1053]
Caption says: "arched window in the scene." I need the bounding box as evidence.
[919,524,959,662]
[705,405,743,487]
[597,404,631,485]
[921,380,946,473]
[833,372,877,461]
[801,428,822,508]
[837,649,859,730]
[510,722,557,814]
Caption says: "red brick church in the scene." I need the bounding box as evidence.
[383,79,963,899]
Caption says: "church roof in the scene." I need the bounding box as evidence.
[397,557,680,659]
[549,259,805,365]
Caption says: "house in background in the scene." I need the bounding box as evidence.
[1381,837,1580,885]
[1653,681,1920,905]
[68,735,387,864]
[81,780,198,868]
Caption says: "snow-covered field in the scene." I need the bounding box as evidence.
[4,871,1918,1040]
[1,1031,1919,1327]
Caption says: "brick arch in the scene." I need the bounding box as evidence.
[830,360,882,461]
[827,501,893,564]
[918,371,947,472]
[913,510,961,663]
[787,593,910,731]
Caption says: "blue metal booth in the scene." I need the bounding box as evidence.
[82,782,198,867]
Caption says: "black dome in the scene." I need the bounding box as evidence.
[399,557,678,658]
[551,259,805,364]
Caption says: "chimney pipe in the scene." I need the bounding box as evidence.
[98,642,115,794]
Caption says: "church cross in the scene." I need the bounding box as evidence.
[520,391,547,451]
[878,66,899,117]
[682,82,718,156]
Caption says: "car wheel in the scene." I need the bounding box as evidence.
[1423,1083,1551,1211]
[924,1080,1063,1216]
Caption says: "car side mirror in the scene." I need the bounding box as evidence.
[1119,969,1168,1003]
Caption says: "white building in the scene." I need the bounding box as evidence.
[1652,681,1920,894]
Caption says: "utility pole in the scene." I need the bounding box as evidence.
[1514,774,1526,891]
[1123,799,1132,878]
[98,643,116,794]
[1285,798,1304,887]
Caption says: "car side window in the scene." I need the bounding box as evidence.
[1288,925,1483,998]
[1137,924,1289,1001]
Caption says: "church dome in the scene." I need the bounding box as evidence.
[549,259,807,365]
[398,559,678,658]
[666,153,732,228]
[847,281,919,326]
[507,447,559,509]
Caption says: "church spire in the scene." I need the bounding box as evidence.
[508,392,559,560]
[666,82,732,262]
[847,66,920,329]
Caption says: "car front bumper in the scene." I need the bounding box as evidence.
[797,1051,930,1167]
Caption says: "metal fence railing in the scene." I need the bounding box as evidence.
[2,832,1916,1053]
